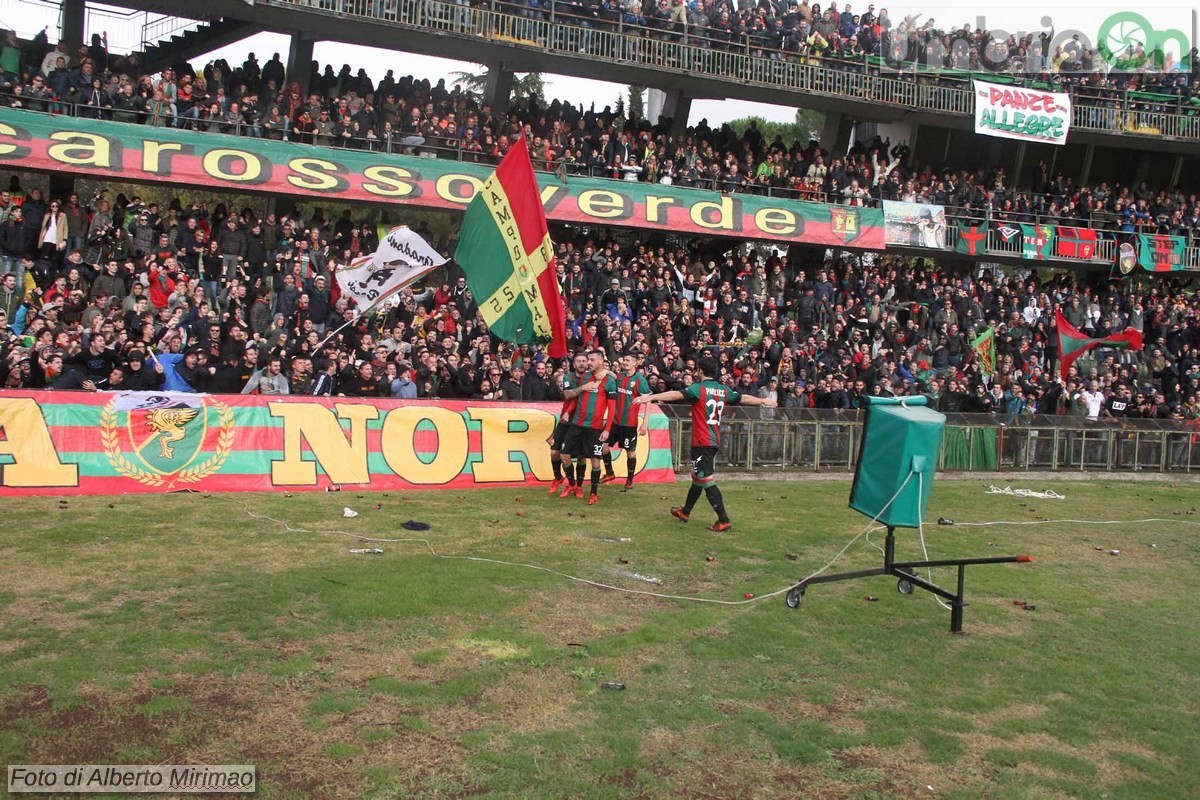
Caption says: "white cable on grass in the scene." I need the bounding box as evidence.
[986,485,1066,500]
[951,517,1200,528]
[917,473,952,610]
[231,474,916,608]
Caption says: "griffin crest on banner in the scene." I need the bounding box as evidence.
[101,393,234,489]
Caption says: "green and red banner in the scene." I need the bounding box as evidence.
[455,136,568,357]
[0,392,674,495]
[1138,234,1187,272]
[1055,310,1143,380]
[955,221,988,256]
[0,109,884,248]
[1021,223,1055,260]
[1055,226,1098,260]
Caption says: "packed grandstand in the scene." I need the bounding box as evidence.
[0,11,1197,426]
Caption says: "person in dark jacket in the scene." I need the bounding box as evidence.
[122,350,166,390]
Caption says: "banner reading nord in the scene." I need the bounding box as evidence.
[0,392,674,495]
[0,109,884,248]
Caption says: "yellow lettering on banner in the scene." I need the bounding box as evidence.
[539,183,567,212]
[363,165,418,198]
[379,407,468,485]
[477,175,554,337]
[202,148,264,182]
[0,121,18,156]
[270,403,378,485]
[645,195,677,224]
[755,207,797,236]
[469,407,556,482]
[577,190,625,219]
[690,195,737,231]
[142,141,183,174]
[435,173,483,205]
[0,398,78,487]
[287,157,342,191]
[47,132,113,168]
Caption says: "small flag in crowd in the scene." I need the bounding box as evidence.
[1056,310,1143,381]
[955,221,988,256]
[971,326,997,376]
[454,134,568,358]
[335,226,447,309]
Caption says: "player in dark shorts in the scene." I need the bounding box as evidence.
[559,349,617,504]
[549,352,589,495]
[602,351,651,490]
[634,355,776,531]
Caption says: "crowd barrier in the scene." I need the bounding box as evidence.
[656,407,1200,474]
[0,391,675,495]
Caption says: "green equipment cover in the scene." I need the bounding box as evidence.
[849,396,945,528]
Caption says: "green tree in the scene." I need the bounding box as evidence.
[627,85,646,124]
[723,108,826,148]
[448,65,544,106]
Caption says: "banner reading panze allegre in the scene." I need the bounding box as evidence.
[972,80,1072,145]
[0,392,674,495]
[0,109,884,248]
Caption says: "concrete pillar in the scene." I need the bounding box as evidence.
[819,112,854,156]
[1079,143,1094,187]
[647,88,692,133]
[61,0,85,49]
[285,34,315,96]
[483,64,514,113]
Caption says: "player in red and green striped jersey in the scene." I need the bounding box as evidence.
[601,352,651,489]
[560,349,617,505]
[634,355,776,531]
[549,352,589,495]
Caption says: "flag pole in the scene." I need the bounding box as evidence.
[315,284,405,353]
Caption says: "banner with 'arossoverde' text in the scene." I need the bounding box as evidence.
[0,109,884,248]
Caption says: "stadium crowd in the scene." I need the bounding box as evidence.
[0,167,1198,427]
[0,29,1197,421]
[0,31,1197,242]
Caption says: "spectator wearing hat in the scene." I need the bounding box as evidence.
[122,350,166,391]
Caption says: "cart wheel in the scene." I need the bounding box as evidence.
[897,578,914,595]
[785,587,805,609]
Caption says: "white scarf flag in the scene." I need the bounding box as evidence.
[335,225,447,308]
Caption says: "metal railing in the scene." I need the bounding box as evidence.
[140,13,207,51]
[265,0,1200,143]
[657,408,1200,474]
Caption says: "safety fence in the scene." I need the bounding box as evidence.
[654,407,1200,474]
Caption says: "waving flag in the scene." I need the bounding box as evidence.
[1056,310,1143,380]
[971,326,997,375]
[335,226,446,309]
[455,135,568,358]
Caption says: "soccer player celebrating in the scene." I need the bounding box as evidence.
[634,355,776,531]
[549,352,589,495]
[560,349,617,505]
[602,351,650,490]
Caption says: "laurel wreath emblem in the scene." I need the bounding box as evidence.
[101,399,235,490]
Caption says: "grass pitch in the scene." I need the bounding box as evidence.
[1,479,1198,799]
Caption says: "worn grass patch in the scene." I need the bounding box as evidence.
[0,480,1198,798]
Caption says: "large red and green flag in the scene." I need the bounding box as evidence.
[955,221,988,256]
[970,326,997,375]
[455,136,568,357]
[1056,310,1143,380]
[1137,233,1187,272]
[1056,226,1098,259]
[1021,224,1055,260]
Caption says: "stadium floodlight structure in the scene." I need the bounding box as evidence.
[783,396,1034,632]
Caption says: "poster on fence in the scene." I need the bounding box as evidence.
[883,201,947,248]
[972,80,1072,145]
[0,392,675,495]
